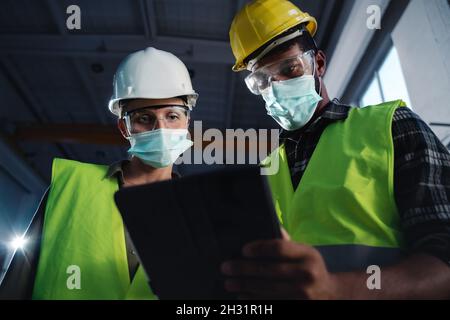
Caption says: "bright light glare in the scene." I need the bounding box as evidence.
[9,236,27,250]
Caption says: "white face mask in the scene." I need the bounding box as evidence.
[126,128,193,168]
[262,75,323,131]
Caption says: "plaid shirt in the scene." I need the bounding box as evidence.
[281,99,450,266]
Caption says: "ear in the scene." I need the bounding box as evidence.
[315,50,327,78]
[117,118,129,138]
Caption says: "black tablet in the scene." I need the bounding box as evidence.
[114,165,281,300]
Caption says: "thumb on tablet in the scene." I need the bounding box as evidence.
[280,227,291,240]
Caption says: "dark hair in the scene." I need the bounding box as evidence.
[244,23,318,66]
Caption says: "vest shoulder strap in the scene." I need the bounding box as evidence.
[51,158,110,183]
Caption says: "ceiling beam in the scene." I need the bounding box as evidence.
[224,72,237,128]
[13,123,126,146]
[0,35,234,65]
[71,58,125,160]
[144,0,158,39]
[0,57,75,159]
[45,0,67,35]
[45,1,108,124]
[0,133,48,188]
[139,0,151,38]
[11,123,277,154]
[71,58,109,124]
[324,0,390,99]
[320,0,355,64]
[0,57,49,122]
[314,0,336,49]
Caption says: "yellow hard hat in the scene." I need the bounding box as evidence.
[229,0,317,72]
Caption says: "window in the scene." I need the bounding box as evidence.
[440,131,450,151]
[359,46,413,109]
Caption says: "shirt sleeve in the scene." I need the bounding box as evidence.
[392,107,450,266]
[0,188,48,299]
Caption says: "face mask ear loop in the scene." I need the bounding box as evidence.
[123,116,133,138]
[318,76,323,96]
[151,121,157,132]
[186,109,191,128]
[312,56,322,97]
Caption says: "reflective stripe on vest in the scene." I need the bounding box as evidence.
[263,100,407,272]
[32,158,156,300]
[316,245,403,273]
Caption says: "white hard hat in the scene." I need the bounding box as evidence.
[108,47,198,116]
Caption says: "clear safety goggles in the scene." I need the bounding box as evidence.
[245,50,316,95]
[123,105,190,134]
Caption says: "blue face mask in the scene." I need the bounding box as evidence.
[126,128,193,168]
[262,75,323,131]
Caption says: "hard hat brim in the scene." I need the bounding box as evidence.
[109,93,199,117]
[232,18,317,72]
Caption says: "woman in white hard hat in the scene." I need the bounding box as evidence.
[0,47,197,300]
[110,47,198,185]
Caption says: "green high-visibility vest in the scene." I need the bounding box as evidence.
[32,158,157,299]
[263,100,407,272]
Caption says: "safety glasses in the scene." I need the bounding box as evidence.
[123,105,190,134]
[245,50,315,95]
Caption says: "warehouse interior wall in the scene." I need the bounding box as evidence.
[324,0,391,100]
[392,0,450,141]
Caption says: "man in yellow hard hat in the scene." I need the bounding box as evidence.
[222,0,450,299]
[0,47,198,299]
